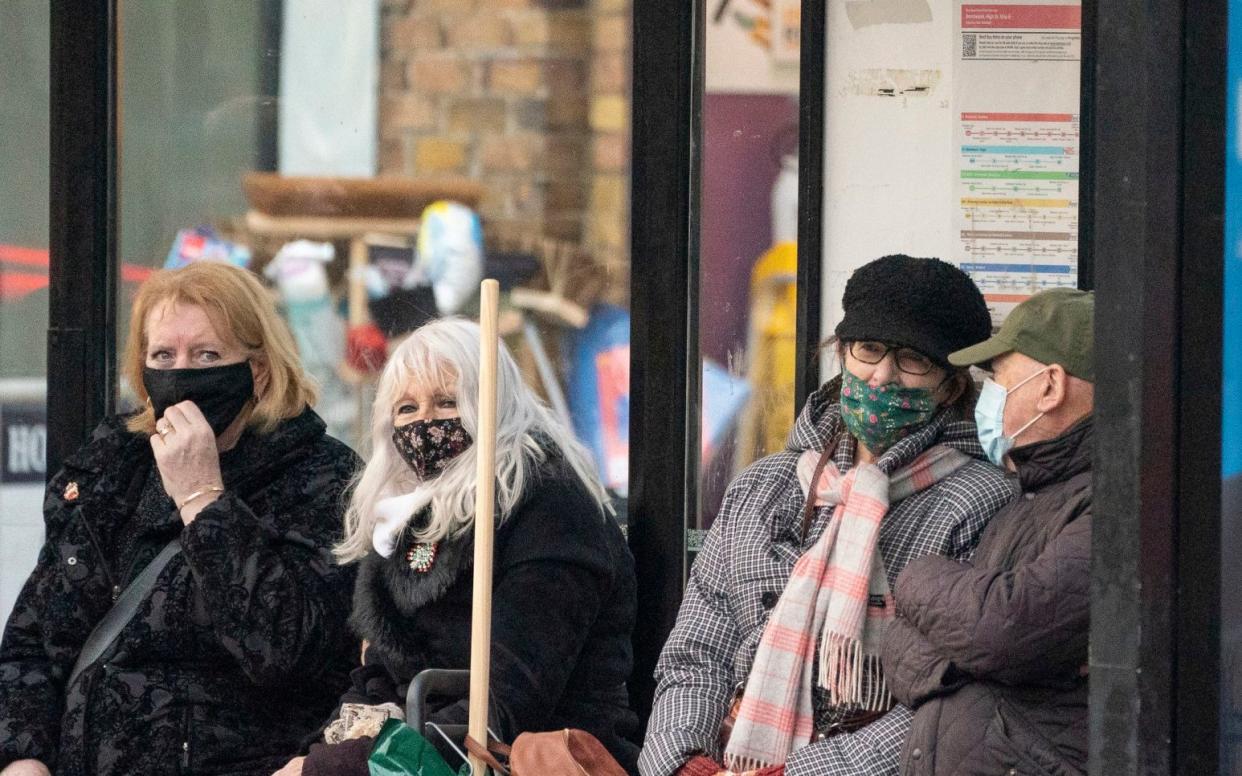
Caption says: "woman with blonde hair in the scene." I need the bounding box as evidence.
[0,262,360,776]
[278,317,639,776]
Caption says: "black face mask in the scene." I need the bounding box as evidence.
[392,418,472,479]
[142,362,255,435]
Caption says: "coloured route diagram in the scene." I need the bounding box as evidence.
[954,3,1082,323]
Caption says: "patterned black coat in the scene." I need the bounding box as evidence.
[0,409,360,775]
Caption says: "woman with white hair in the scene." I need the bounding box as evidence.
[276,318,640,776]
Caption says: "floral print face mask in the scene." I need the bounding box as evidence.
[392,418,473,479]
[838,369,939,455]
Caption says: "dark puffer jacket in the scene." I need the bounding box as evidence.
[302,450,641,776]
[0,409,360,775]
[881,417,1092,776]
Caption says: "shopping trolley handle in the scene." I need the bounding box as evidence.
[406,668,471,731]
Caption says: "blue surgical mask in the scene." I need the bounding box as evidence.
[975,367,1050,467]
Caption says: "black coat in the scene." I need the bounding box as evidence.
[306,453,640,776]
[0,409,360,775]
[882,418,1093,776]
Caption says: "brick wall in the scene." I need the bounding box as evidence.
[587,0,629,305]
[378,0,630,302]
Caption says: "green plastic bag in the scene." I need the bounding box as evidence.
[368,718,460,776]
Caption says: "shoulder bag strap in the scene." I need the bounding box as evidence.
[800,444,836,545]
[67,537,183,689]
[464,735,511,775]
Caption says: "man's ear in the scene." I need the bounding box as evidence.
[1035,364,1068,414]
[938,371,968,407]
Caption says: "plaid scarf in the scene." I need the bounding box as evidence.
[723,443,972,771]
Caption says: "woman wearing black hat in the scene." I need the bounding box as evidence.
[638,255,1017,776]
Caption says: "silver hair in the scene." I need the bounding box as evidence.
[335,317,610,562]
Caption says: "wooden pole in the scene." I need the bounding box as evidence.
[347,236,370,443]
[347,236,368,328]
[468,279,500,776]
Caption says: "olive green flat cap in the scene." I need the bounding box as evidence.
[948,288,1094,381]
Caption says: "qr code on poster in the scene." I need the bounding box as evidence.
[962,33,978,58]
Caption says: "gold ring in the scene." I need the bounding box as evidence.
[156,422,173,437]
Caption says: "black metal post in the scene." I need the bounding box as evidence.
[1173,0,1225,770]
[256,0,282,172]
[795,0,825,410]
[47,0,117,479]
[628,0,702,725]
[1076,0,1095,291]
[1089,0,1224,772]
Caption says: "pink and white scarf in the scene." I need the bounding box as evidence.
[723,444,972,771]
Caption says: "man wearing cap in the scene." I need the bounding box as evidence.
[880,288,1094,776]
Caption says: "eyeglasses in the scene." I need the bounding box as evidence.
[847,340,937,376]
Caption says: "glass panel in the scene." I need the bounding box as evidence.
[117,0,278,412]
[0,1,50,625]
[1222,1,1242,768]
[116,0,633,515]
[694,0,801,551]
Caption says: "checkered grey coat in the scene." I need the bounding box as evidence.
[638,384,1017,776]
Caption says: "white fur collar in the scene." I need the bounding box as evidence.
[371,487,434,557]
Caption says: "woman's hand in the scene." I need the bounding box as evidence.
[677,755,725,776]
[0,759,52,776]
[271,755,305,776]
[150,400,225,525]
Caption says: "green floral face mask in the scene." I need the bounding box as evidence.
[839,369,939,454]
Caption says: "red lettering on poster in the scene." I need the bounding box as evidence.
[961,5,1081,29]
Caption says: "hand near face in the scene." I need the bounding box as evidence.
[272,756,305,776]
[0,760,52,776]
[150,400,225,525]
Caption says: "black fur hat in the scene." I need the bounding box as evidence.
[834,254,991,367]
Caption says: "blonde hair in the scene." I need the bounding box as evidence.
[123,262,317,436]
[335,317,609,563]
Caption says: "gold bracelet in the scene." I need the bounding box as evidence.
[177,486,224,511]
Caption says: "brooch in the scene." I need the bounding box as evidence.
[405,542,438,573]
[64,481,80,502]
